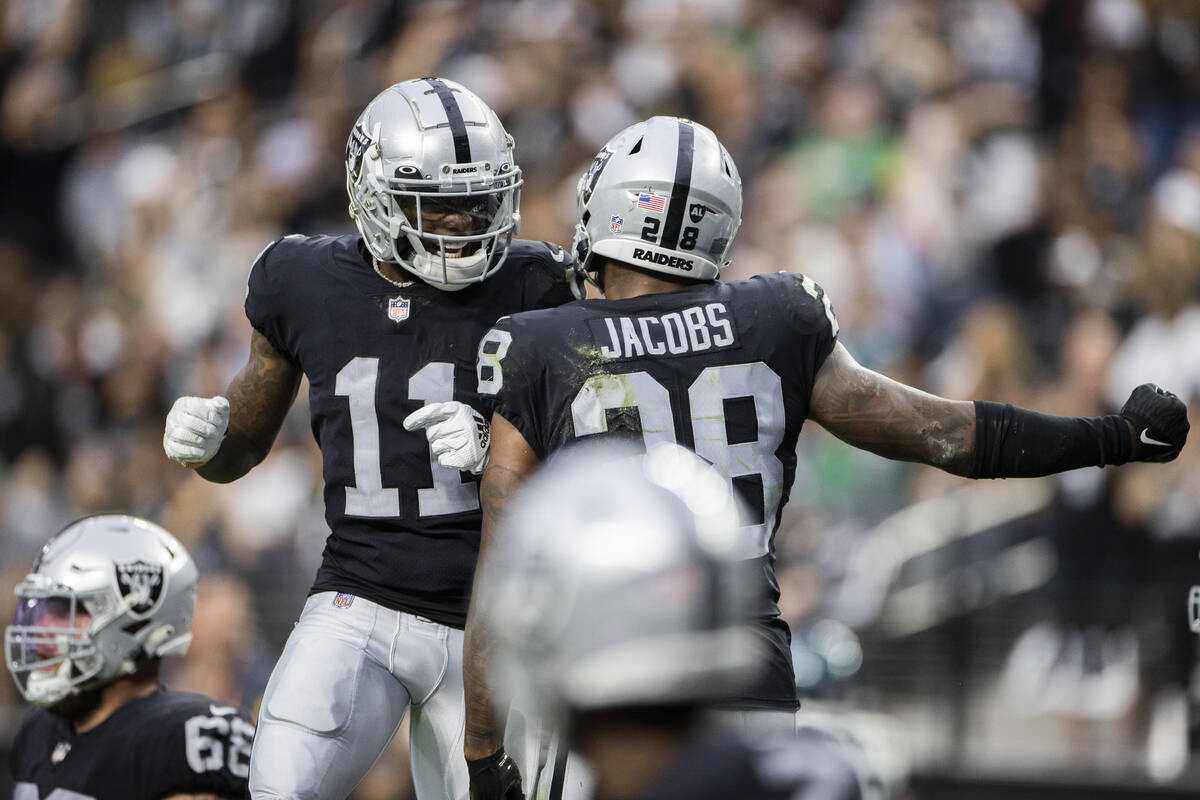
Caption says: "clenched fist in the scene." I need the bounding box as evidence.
[1120,383,1189,463]
[163,396,230,467]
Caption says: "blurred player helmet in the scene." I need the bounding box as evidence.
[6,515,198,706]
[476,441,763,722]
[573,116,742,284]
[346,78,522,291]
[1190,586,1200,633]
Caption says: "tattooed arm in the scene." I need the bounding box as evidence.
[810,341,1188,478]
[809,341,977,475]
[463,412,541,761]
[196,330,302,483]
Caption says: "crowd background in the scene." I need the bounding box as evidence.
[0,0,1198,797]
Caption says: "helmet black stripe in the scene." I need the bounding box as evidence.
[425,78,472,164]
[659,119,695,251]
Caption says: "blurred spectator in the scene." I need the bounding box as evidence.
[165,572,273,712]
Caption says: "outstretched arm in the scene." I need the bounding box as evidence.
[809,342,977,475]
[193,330,301,483]
[463,413,539,762]
[809,342,1189,477]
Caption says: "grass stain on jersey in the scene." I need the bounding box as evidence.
[570,341,610,374]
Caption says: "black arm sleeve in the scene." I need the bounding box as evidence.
[970,401,1134,479]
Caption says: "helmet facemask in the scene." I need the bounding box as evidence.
[391,173,521,289]
[8,582,113,706]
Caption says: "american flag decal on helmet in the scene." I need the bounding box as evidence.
[637,192,666,213]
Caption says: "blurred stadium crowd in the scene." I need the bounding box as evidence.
[1,0,1199,797]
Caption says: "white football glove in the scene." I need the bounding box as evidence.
[403,401,490,475]
[163,395,230,466]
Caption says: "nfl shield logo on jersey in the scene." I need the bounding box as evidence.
[51,741,71,764]
[387,296,410,323]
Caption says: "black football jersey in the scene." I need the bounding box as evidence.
[478,271,839,709]
[10,689,254,800]
[245,235,573,628]
[629,730,862,800]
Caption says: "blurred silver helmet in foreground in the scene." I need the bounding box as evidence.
[346,78,522,291]
[6,515,197,706]
[477,441,763,721]
[573,116,742,284]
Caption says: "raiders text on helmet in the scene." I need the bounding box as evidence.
[346,78,522,291]
[573,116,742,283]
[5,515,198,706]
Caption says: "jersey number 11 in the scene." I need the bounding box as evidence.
[335,357,478,519]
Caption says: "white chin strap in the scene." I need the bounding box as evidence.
[410,250,488,291]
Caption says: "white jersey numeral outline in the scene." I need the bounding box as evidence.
[14,785,95,800]
[335,356,480,519]
[570,362,786,558]
[184,713,254,777]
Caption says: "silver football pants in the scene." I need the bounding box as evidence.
[249,592,468,800]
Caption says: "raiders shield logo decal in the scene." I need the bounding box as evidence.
[346,124,371,181]
[115,559,165,616]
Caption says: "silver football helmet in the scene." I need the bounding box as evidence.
[476,441,763,723]
[346,77,522,291]
[6,515,198,706]
[573,116,742,286]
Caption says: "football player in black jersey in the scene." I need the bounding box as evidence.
[454,116,1190,796]
[6,514,255,800]
[473,441,863,800]
[161,78,574,800]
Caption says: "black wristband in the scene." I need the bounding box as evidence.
[467,747,523,800]
[970,401,1133,479]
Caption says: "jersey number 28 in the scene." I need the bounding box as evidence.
[574,363,785,558]
[479,330,786,558]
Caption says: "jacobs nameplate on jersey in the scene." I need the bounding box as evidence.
[588,302,739,361]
